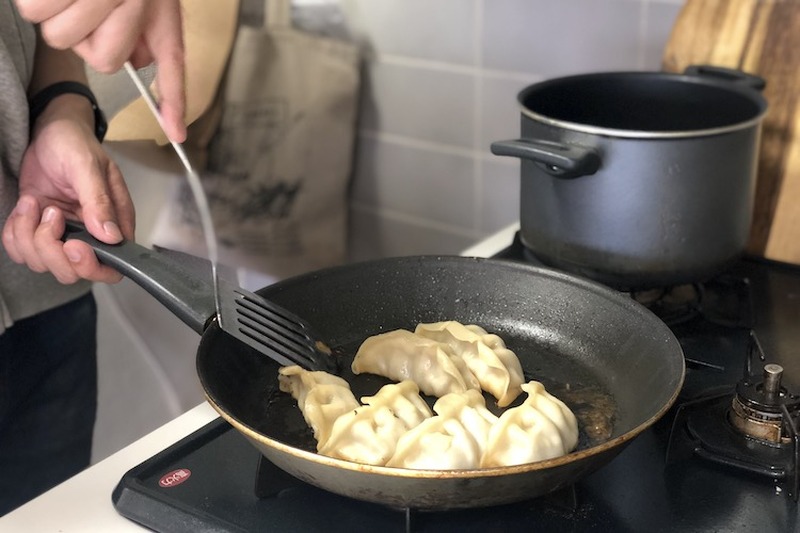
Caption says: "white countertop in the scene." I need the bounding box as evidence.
[0,224,519,532]
[0,403,219,532]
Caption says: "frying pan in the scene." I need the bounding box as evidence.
[64,228,685,509]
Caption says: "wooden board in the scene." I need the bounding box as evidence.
[662,0,800,264]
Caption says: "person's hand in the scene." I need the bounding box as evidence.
[1,95,135,284]
[13,0,186,143]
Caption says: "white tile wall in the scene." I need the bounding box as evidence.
[344,0,477,65]
[482,0,643,76]
[342,0,684,261]
[359,60,476,147]
[479,158,520,233]
[349,207,477,261]
[351,134,475,227]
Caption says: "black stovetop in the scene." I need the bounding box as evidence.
[113,243,800,532]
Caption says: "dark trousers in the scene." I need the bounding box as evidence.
[0,292,97,516]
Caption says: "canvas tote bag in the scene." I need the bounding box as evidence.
[148,0,360,278]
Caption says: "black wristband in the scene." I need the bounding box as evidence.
[28,81,108,142]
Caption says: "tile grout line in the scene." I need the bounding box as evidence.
[638,0,650,69]
[473,0,485,234]
[350,201,483,240]
[358,128,520,166]
[374,51,542,84]
[359,129,472,158]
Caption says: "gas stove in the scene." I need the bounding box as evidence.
[112,234,800,532]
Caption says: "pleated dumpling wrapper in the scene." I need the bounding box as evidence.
[480,381,579,467]
[415,321,525,407]
[318,380,433,465]
[351,329,479,398]
[386,389,499,470]
[431,389,498,458]
[386,415,483,470]
[278,365,359,450]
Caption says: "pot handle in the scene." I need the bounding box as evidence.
[62,220,215,334]
[490,139,601,179]
[684,65,766,92]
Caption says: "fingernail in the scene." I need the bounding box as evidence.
[66,248,82,263]
[42,207,57,223]
[103,221,123,241]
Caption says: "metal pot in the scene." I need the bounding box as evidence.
[64,227,684,509]
[491,66,768,290]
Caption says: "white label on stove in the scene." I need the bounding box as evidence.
[158,468,192,488]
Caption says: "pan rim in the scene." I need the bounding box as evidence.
[516,70,768,139]
[199,255,686,479]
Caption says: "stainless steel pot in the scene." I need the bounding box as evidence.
[491,66,768,290]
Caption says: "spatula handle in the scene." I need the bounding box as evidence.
[62,220,215,334]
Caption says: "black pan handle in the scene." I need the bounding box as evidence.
[490,139,601,179]
[684,65,766,92]
[62,220,215,334]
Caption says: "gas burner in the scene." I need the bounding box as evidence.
[629,274,754,328]
[666,332,800,500]
[730,332,800,445]
[731,363,800,444]
[630,284,700,326]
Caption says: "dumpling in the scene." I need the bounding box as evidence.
[317,404,409,465]
[278,365,351,402]
[414,321,525,407]
[432,389,498,457]
[361,380,433,428]
[278,365,359,448]
[352,329,479,397]
[318,380,432,465]
[386,416,482,470]
[385,390,496,470]
[480,381,579,467]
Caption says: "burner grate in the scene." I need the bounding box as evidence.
[629,274,754,329]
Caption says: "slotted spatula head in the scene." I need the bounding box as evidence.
[117,63,337,374]
[216,278,338,373]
